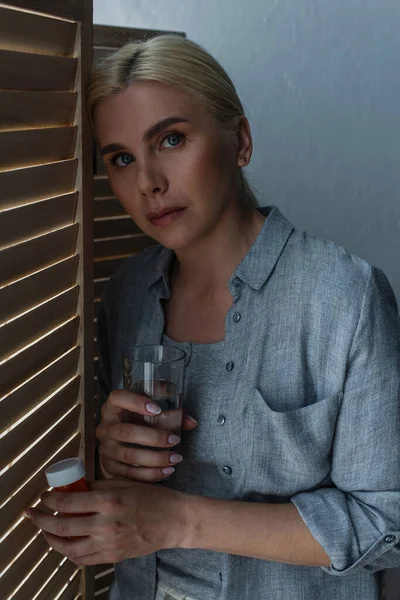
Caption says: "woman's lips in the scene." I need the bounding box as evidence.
[148,208,185,227]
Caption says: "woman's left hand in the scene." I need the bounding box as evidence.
[25,479,188,565]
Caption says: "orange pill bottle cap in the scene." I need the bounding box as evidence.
[45,457,86,488]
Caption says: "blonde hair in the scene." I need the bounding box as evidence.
[88,34,258,207]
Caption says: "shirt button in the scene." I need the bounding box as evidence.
[384,535,396,544]
[232,312,241,323]
[223,466,232,475]
[217,415,226,425]
[233,277,242,288]
[226,361,234,371]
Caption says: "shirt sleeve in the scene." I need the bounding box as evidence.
[291,266,400,575]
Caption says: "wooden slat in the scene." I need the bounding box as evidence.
[94,176,113,197]
[0,5,77,56]
[0,224,78,287]
[0,49,77,91]
[0,126,77,171]
[95,235,155,259]
[0,435,80,539]
[12,554,72,600]
[0,518,38,574]
[95,565,114,577]
[0,347,79,433]
[0,377,79,471]
[94,217,141,239]
[94,279,108,301]
[94,257,127,280]
[94,198,126,219]
[0,256,79,324]
[0,406,81,506]
[1,531,50,599]
[0,91,77,131]
[0,317,79,402]
[93,24,184,48]
[94,588,110,598]
[0,159,78,211]
[35,565,81,600]
[9,0,87,21]
[0,193,78,250]
[95,571,115,591]
[0,286,79,360]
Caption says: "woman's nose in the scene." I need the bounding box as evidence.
[137,161,168,197]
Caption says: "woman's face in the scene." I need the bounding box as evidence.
[94,81,246,250]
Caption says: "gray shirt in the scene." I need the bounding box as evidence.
[97,206,400,600]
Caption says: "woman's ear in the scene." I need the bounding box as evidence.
[237,115,253,167]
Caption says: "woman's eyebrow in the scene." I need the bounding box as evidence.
[100,117,189,156]
[143,116,189,142]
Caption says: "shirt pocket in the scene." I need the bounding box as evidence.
[244,389,343,495]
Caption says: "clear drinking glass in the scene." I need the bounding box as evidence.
[123,345,186,439]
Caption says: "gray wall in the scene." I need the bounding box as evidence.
[94,0,400,301]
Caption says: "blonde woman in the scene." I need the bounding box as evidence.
[27,35,400,600]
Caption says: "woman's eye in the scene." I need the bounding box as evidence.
[160,132,184,149]
[111,153,133,168]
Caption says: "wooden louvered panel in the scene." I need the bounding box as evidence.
[95,570,115,591]
[0,286,79,360]
[0,406,81,506]
[95,235,156,259]
[0,256,79,324]
[94,176,113,197]
[1,532,50,600]
[0,159,78,210]
[0,5,77,56]
[94,216,141,238]
[12,554,74,600]
[93,23,185,48]
[0,317,79,399]
[94,589,111,598]
[0,518,38,574]
[0,49,77,91]
[0,91,77,131]
[0,347,79,433]
[0,434,80,539]
[0,224,78,287]
[35,564,81,600]
[94,279,108,301]
[0,126,77,170]
[0,377,79,471]
[0,194,78,250]
[94,257,127,280]
[94,198,126,219]
[10,0,89,21]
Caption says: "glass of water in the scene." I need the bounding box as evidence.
[123,345,186,440]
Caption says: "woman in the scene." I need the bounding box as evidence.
[27,35,400,600]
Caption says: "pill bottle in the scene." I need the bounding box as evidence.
[45,457,88,492]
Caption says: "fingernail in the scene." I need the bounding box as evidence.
[162,466,175,475]
[186,415,198,424]
[146,403,161,414]
[169,453,182,464]
[24,509,32,519]
[168,434,180,445]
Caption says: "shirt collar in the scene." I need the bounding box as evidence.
[146,205,294,293]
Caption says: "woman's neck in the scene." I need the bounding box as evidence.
[172,204,265,293]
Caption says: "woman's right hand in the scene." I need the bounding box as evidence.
[96,390,198,482]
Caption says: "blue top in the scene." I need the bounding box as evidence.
[97,206,400,599]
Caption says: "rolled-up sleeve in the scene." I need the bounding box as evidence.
[291,266,400,575]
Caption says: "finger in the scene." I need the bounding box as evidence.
[182,415,198,431]
[38,490,103,516]
[105,422,181,448]
[88,479,134,490]
[93,458,176,482]
[99,442,182,468]
[26,508,96,537]
[42,531,94,559]
[100,389,162,425]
